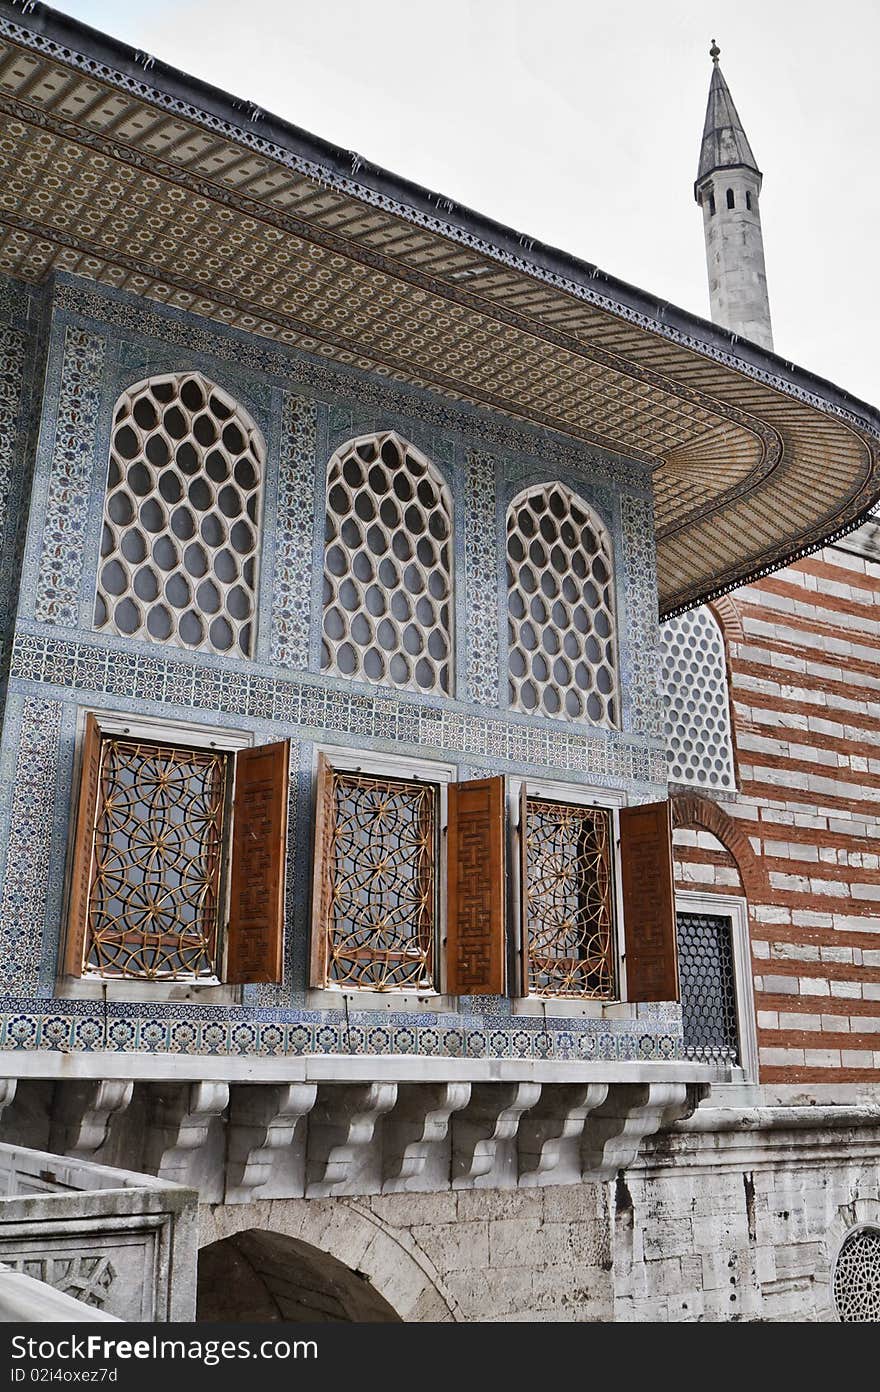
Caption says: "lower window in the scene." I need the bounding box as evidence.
[676,909,740,1063]
[312,755,440,991]
[521,794,616,999]
[63,713,288,985]
[84,734,230,979]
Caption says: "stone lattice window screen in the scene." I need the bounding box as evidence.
[507,484,618,725]
[833,1227,880,1322]
[322,432,453,694]
[94,373,264,657]
[660,605,736,790]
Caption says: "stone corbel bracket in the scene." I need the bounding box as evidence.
[581,1082,689,1180]
[452,1082,542,1189]
[225,1083,317,1204]
[383,1082,472,1193]
[53,1081,134,1158]
[518,1082,610,1186]
[144,1081,229,1191]
[306,1082,398,1197]
[0,1081,16,1118]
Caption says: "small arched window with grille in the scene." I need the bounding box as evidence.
[94,373,264,657]
[506,483,618,726]
[660,604,736,790]
[321,432,453,694]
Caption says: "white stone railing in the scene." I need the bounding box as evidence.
[0,1143,198,1321]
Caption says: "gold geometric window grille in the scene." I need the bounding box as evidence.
[507,484,618,726]
[322,432,453,695]
[82,735,230,980]
[94,372,265,658]
[521,795,616,999]
[316,766,438,991]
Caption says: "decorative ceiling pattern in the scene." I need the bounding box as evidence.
[0,7,877,615]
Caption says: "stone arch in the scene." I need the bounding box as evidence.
[708,593,744,643]
[197,1199,463,1322]
[197,1230,402,1322]
[671,792,767,901]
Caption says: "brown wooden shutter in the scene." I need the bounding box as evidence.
[226,740,289,984]
[518,781,531,997]
[309,752,335,988]
[446,775,506,995]
[63,712,103,977]
[620,799,679,1002]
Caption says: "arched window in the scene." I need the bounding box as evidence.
[322,432,452,694]
[660,604,736,790]
[726,188,735,209]
[708,192,716,216]
[745,190,753,211]
[95,373,264,657]
[507,483,618,725]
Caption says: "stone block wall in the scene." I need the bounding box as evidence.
[195,1108,880,1321]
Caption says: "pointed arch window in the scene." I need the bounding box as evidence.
[322,432,453,694]
[660,605,736,790]
[506,483,618,725]
[726,188,735,209]
[95,373,264,657]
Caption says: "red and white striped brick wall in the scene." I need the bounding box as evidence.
[672,528,880,1083]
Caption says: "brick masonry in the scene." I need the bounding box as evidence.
[673,527,880,1084]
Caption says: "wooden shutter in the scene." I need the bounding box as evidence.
[309,752,335,988]
[446,775,506,995]
[226,740,289,984]
[518,782,531,997]
[619,799,679,1002]
[62,712,103,978]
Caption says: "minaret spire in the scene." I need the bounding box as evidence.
[694,42,773,350]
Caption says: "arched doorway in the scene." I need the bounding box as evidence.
[197,1230,403,1322]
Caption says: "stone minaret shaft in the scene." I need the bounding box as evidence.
[695,42,773,350]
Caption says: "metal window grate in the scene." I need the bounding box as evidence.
[676,910,739,1063]
[523,798,615,998]
[325,770,437,991]
[84,737,229,979]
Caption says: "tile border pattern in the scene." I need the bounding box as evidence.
[33,325,105,626]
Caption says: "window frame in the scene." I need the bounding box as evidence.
[58,708,254,1003]
[94,371,267,660]
[508,775,629,1016]
[674,889,758,1082]
[505,481,620,729]
[309,743,457,1006]
[320,431,455,698]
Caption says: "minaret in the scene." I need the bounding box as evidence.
[695,41,773,350]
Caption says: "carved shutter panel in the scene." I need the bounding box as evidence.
[309,752,335,988]
[446,775,506,995]
[63,712,103,977]
[620,799,679,1002]
[226,740,289,984]
[518,782,530,996]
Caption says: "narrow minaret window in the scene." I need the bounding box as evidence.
[694,41,773,350]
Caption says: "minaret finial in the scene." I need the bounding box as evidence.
[710,39,721,65]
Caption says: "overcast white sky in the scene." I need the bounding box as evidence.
[58,0,878,407]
